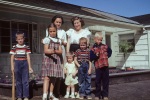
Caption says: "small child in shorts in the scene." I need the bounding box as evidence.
[64,52,78,99]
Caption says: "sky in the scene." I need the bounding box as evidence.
[56,0,150,17]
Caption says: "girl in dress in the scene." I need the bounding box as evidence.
[42,23,63,100]
[43,15,67,98]
[64,52,78,99]
[45,15,67,64]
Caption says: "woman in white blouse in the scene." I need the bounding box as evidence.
[66,16,91,53]
[66,16,91,98]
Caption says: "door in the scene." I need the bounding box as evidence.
[106,34,114,67]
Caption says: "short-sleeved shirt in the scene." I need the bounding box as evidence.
[64,61,78,85]
[9,44,31,60]
[74,48,90,62]
[64,61,77,74]
[43,36,61,45]
[66,28,91,44]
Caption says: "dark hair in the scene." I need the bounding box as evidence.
[16,32,24,38]
[51,15,64,25]
[47,23,58,38]
[71,16,85,27]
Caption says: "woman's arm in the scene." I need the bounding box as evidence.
[62,32,67,46]
[62,40,67,46]
[66,36,70,52]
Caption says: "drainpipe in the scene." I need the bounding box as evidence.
[148,30,150,69]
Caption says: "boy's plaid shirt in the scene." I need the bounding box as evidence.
[91,43,109,68]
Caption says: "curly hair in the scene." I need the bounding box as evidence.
[71,16,85,27]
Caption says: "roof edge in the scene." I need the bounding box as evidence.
[0,0,143,28]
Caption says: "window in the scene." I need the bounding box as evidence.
[0,20,38,53]
[119,33,135,53]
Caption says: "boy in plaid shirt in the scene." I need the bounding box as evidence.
[90,32,112,100]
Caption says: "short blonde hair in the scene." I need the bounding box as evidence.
[94,32,103,38]
[66,52,74,57]
[79,37,87,45]
[16,32,24,38]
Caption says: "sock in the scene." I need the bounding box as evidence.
[71,92,74,95]
[43,93,47,98]
[71,87,75,95]
[66,91,69,95]
[75,92,77,95]
[49,92,53,97]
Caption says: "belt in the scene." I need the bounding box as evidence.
[78,59,89,64]
[71,43,79,45]
[15,58,27,60]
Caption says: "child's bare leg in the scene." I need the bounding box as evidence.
[69,85,75,98]
[49,77,57,98]
[64,85,70,98]
[66,85,70,95]
[43,77,50,93]
[50,83,54,92]
[71,85,75,95]
[42,77,50,99]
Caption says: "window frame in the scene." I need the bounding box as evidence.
[119,33,135,53]
[0,19,38,53]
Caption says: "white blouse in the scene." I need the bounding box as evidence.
[43,36,61,45]
[66,28,91,44]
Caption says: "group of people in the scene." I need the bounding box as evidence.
[10,15,112,100]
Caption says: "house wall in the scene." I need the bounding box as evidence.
[114,30,149,69]
[0,6,147,80]
[0,10,72,77]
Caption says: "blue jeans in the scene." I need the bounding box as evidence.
[14,60,29,98]
[78,62,91,96]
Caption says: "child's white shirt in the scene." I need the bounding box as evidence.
[43,36,61,44]
[45,29,67,44]
[64,61,76,74]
